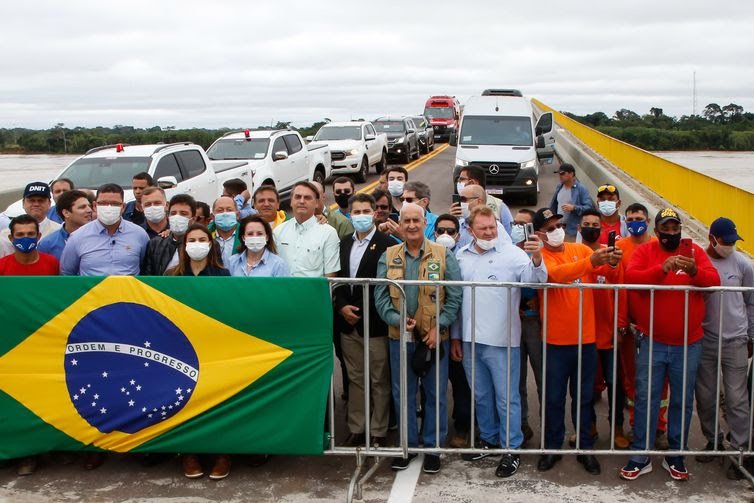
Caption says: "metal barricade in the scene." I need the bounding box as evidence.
[325,278,754,501]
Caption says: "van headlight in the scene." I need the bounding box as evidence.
[521,159,536,169]
[457,159,469,167]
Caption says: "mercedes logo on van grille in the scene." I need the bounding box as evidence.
[488,164,500,174]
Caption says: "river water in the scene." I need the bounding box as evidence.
[0,151,752,194]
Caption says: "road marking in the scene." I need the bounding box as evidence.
[387,454,422,503]
[328,144,450,209]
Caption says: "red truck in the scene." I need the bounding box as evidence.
[423,95,461,142]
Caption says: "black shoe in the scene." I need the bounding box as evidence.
[695,440,719,463]
[537,454,562,471]
[727,462,744,481]
[370,436,387,447]
[342,433,366,447]
[391,454,417,471]
[496,453,520,478]
[423,454,441,474]
[577,454,601,475]
[462,440,500,461]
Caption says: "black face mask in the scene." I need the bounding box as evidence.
[580,227,601,244]
[659,231,682,251]
[335,193,351,209]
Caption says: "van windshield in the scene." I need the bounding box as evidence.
[314,126,362,141]
[459,116,533,146]
[424,107,454,119]
[207,138,270,160]
[57,157,151,189]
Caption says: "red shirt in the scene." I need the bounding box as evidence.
[0,252,60,276]
[598,219,623,245]
[625,240,719,345]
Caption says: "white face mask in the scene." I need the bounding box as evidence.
[435,234,456,250]
[245,236,267,253]
[97,205,121,226]
[510,224,526,244]
[168,215,190,235]
[185,242,211,261]
[474,235,496,251]
[456,181,465,194]
[713,241,736,258]
[144,205,166,223]
[387,180,404,197]
[460,202,470,220]
[598,200,618,217]
[546,227,566,247]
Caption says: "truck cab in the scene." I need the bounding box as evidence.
[450,91,553,205]
[423,95,461,142]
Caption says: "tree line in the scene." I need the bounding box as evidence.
[0,121,330,155]
[564,103,754,150]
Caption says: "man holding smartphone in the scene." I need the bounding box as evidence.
[620,208,720,482]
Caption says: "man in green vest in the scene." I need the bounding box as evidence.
[375,203,462,474]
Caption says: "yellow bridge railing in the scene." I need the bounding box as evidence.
[533,99,753,255]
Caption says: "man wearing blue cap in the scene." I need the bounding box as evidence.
[0,182,61,258]
[695,217,754,480]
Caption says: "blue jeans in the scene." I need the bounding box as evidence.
[544,343,597,449]
[389,338,448,448]
[462,342,523,448]
[630,336,702,462]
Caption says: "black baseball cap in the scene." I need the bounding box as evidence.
[709,217,743,242]
[655,207,681,227]
[558,163,576,174]
[533,208,563,231]
[23,182,51,199]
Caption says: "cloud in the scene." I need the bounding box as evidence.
[1,0,753,127]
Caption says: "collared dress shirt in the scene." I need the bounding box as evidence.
[273,215,340,277]
[60,219,150,276]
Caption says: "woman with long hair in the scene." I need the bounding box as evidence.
[226,215,289,277]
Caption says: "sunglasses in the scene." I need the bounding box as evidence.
[435,227,457,236]
[334,189,353,195]
[399,197,416,203]
[375,204,391,210]
[598,184,617,193]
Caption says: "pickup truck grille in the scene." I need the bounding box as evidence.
[331,151,346,161]
[469,161,520,185]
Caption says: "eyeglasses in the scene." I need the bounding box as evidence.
[543,223,565,232]
[334,189,353,196]
[375,204,390,210]
[435,227,457,236]
[598,184,617,193]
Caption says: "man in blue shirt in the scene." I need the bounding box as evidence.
[46,178,74,224]
[61,183,150,276]
[38,189,92,260]
[549,163,594,241]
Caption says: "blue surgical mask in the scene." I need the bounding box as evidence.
[214,212,237,231]
[12,237,38,254]
[626,220,647,237]
[510,224,526,244]
[351,214,374,233]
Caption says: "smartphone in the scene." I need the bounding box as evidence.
[679,238,693,257]
[451,194,462,205]
[388,213,399,223]
[524,223,534,241]
[607,230,616,249]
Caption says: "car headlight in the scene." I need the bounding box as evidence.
[393,137,405,144]
[346,149,359,156]
[447,124,455,129]
[457,159,469,167]
[521,159,536,169]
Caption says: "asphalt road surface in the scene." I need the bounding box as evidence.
[0,145,750,502]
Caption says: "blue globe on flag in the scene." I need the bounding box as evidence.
[64,303,200,434]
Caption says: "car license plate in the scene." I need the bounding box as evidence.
[487,186,504,195]
[434,134,441,139]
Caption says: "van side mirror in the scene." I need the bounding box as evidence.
[536,136,545,149]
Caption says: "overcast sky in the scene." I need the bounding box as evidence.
[2,0,753,128]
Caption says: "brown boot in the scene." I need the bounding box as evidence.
[209,455,231,480]
[182,454,204,479]
[613,430,630,449]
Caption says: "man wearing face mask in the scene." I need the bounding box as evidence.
[312,181,354,240]
[332,177,355,218]
[456,185,511,250]
[452,206,547,478]
[0,214,59,276]
[0,182,62,258]
[333,193,394,448]
[140,194,197,275]
[210,196,241,266]
[61,183,150,276]
[595,184,627,245]
[452,166,514,236]
[694,217,753,480]
[140,187,170,239]
[619,208,719,482]
[534,208,622,476]
[385,166,408,211]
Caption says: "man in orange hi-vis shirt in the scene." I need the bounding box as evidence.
[615,202,670,450]
[533,208,623,477]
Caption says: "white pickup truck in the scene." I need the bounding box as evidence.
[3,142,248,217]
[306,121,387,182]
[207,129,331,199]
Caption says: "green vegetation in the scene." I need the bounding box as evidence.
[564,104,754,151]
[0,120,331,155]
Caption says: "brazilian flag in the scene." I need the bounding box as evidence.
[0,276,333,458]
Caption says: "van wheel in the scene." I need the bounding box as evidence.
[376,151,387,174]
[355,156,368,183]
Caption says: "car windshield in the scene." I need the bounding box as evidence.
[374,121,405,132]
[57,156,151,189]
[411,117,426,128]
[207,138,270,160]
[424,107,454,119]
[314,126,362,141]
[459,116,533,146]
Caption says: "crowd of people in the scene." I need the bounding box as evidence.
[0,162,752,485]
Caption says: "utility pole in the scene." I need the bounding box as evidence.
[692,71,697,116]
